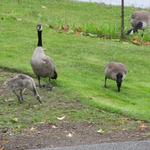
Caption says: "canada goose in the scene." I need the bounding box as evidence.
[127,11,150,35]
[31,24,57,87]
[104,62,127,92]
[4,74,41,103]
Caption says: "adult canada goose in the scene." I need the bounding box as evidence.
[4,74,41,103]
[104,62,127,92]
[31,24,57,87]
[127,11,150,35]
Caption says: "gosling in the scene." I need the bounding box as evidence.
[104,62,127,92]
[31,24,57,88]
[4,74,41,103]
[127,11,150,35]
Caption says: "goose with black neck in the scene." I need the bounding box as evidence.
[31,24,57,88]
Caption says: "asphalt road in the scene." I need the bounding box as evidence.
[29,140,150,150]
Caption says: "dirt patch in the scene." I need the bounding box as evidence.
[1,122,150,150]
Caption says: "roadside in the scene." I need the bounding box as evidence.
[28,140,150,150]
[1,121,150,150]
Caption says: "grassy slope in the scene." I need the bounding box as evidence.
[1,0,150,40]
[0,0,150,124]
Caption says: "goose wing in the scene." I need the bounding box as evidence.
[42,55,53,66]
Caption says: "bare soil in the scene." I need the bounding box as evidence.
[1,122,150,150]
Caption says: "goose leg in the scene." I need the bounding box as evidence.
[20,90,24,102]
[104,76,107,88]
[13,90,22,103]
[49,77,51,83]
[141,29,145,45]
[141,29,144,37]
[43,77,52,90]
[32,87,42,103]
[37,75,41,88]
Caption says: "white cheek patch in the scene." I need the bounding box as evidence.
[37,25,42,31]
[40,26,43,31]
[130,30,134,35]
[122,74,126,80]
[142,22,147,28]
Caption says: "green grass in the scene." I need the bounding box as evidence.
[0,0,150,40]
[0,0,150,131]
[0,70,137,132]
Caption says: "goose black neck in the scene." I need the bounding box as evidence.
[37,30,42,47]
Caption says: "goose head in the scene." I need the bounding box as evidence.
[116,73,123,92]
[37,24,42,31]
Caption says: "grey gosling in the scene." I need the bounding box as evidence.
[31,24,57,88]
[104,62,127,92]
[127,11,150,35]
[4,74,41,103]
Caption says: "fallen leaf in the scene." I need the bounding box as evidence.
[39,121,45,124]
[139,123,148,131]
[30,127,36,131]
[55,26,63,33]
[74,27,83,36]
[97,128,105,134]
[57,115,66,121]
[122,128,126,131]
[75,31,81,36]
[52,125,57,129]
[131,37,142,45]
[66,133,73,138]
[62,24,69,32]
[17,18,22,21]
[88,33,97,38]
[11,118,18,123]
[33,105,37,108]
[74,27,82,32]
[143,42,150,46]
[67,29,74,34]
[4,98,14,102]
[0,146,5,150]
[9,133,12,136]
[88,96,95,100]
[41,5,46,9]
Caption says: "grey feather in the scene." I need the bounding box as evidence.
[4,74,41,103]
[131,11,150,28]
[104,62,127,92]
[105,62,127,80]
[31,24,57,87]
[127,11,150,35]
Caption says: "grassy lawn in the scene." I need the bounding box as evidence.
[0,0,150,131]
[1,70,140,132]
[1,0,150,40]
